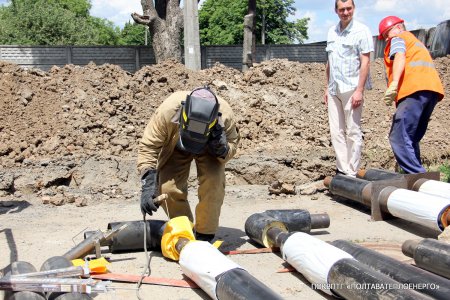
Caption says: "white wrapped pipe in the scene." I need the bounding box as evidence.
[416,180,450,200]
[387,189,450,231]
[281,232,354,295]
[179,241,242,300]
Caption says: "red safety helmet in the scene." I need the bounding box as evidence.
[378,16,404,39]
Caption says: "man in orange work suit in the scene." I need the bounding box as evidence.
[137,86,240,242]
[379,16,445,174]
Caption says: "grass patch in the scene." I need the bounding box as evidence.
[439,162,450,183]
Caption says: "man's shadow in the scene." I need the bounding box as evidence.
[215,226,248,251]
[0,228,18,275]
[0,200,32,215]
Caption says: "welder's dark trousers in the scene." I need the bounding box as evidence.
[389,90,438,174]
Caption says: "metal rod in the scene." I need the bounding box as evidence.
[11,266,88,278]
[63,222,128,260]
[0,277,109,294]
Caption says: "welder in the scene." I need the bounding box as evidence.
[137,86,240,242]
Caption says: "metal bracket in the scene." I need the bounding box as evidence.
[369,172,440,221]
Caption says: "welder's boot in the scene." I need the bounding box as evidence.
[195,232,215,243]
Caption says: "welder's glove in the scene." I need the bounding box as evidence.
[140,169,160,216]
[383,81,398,106]
[207,123,229,158]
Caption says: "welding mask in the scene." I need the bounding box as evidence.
[177,87,220,154]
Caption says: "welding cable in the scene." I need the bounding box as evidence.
[136,197,171,300]
[135,214,150,300]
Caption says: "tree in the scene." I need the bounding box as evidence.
[119,21,147,46]
[0,0,120,45]
[199,0,309,45]
[242,0,256,71]
[259,0,309,44]
[132,0,183,63]
[199,0,247,46]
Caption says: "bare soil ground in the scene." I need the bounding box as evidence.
[1,56,450,299]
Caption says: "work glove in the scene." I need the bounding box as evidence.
[383,81,398,106]
[140,169,160,216]
[207,123,229,158]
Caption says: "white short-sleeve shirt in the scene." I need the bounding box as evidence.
[326,20,374,95]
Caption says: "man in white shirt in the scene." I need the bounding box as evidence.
[324,0,373,177]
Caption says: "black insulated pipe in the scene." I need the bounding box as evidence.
[263,209,330,232]
[2,261,46,300]
[328,258,430,300]
[245,213,431,300]
[310,213,331,229]
[83,220,166,253]
[215,267,284,300]
[402,239,450,279]
[244,213,287,247]
[331,239,450,299]
[106,220,166,253]
[357,169,400,181]
[325,175,372,206]
[174,238,283,299]
[40,256,92,300]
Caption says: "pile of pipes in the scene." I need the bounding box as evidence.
[0,259,106,300]
[80,208,449,300]
[0,224,128,299]
[82,209,331,300]
[244,210,450,299]
[324,168,450,232]
[3,169,450,299]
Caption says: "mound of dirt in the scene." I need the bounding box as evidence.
[1,56,449,204]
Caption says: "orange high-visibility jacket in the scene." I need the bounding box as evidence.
[384,31,444,103]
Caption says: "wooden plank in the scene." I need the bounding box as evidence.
[222,247,280,255]
[91,273,199,289]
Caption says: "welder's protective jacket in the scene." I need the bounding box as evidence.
[384,31,444,103]
[137,91,240,176]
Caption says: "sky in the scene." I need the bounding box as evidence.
[1,0,449,43]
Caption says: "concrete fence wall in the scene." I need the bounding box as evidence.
[0,28,443,73]
[201,43,328,70]
[0,43,328,72]
[0,46,155,73]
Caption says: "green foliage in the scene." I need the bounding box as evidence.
[87,17,121,45]
[199,0,309,45]
[0,0,120,45]
[199,0,247,45]
[46,0,91,17]
[439,162,450,182]
[119,22,148,46]
[258,0,309,44]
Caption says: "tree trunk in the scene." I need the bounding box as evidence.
[242,0,256,72]
[132,0,183,63]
